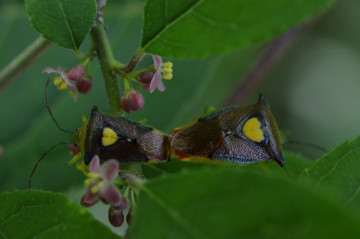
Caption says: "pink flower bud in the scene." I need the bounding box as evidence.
[121,90,145,113]
[68,66,85,81]
[76,77,93,94]
[137,71,154,90]
[108,206,125,227]
[138,71,154,84]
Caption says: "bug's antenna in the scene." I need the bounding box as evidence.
[28,142,69,189]
[284,140,329,154]
[45,79,72,133]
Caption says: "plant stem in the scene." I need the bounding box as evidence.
[90,22,121,114]
[122,48,144,73]
[0,36,53,93]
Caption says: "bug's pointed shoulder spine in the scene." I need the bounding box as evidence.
[257,94,268,107]
[91,105,99,115]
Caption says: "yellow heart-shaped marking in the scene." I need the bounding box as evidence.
[102,127,118,147]
[242,117,264,142]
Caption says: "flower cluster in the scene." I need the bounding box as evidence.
[43,65,92,101]
[121,55,173,113]
[43,55,173,114]
[80,155,129,227]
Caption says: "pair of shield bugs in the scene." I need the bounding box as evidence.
[29,94,284,188]
[70,94,284,168]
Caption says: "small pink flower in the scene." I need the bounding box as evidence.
[81,155,122,207]
[42,67,79,102]
[149,55,173,93]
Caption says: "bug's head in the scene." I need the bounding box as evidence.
[67,119,88,165]
[72,121,88,152]
[253,94,284,167]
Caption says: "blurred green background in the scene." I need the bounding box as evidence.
[0,0,359,193]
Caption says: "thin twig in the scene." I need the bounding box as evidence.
[0,36,53,93]
[224,22,311,106]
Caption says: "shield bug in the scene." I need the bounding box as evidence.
[71,106,170,165]
[170,94,284,167]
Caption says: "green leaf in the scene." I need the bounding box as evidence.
[25,0,97,50]
[0,190,120,239]
[141,0,334,58]
[299,137,360,218]
[130,167,360,239]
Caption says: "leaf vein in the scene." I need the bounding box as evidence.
[146,164,170,174]
[142,0,204,50]
[0,229,9,239]
[315,149,359,189]
[30,222,65,239]
[346,184,360,206]
[57,0,77,50]
[157,36,190,48]
[191,10,239,30]
[1,203,63,225]
[140,184,210,239]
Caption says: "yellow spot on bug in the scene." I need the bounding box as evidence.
[102,127,118,147]
[242,117,264,142]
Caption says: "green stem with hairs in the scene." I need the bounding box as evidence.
[90,22,122,114]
